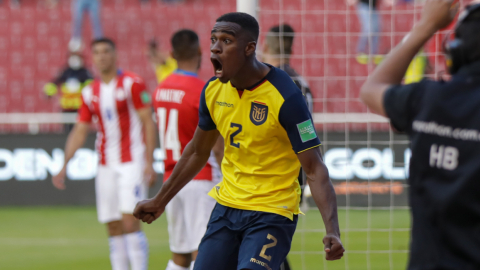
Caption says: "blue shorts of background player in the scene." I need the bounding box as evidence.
[194,203,298,270]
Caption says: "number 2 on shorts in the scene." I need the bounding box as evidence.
[259,234,277,261]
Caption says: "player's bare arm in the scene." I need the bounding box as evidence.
[134,127,220,224]
[137,107,157,187]
[212,136,224,167]
[360,0,458,116]
[297,147,345,261]
[52,122,90,190]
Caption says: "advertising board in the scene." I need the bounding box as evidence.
[0,132,410,207]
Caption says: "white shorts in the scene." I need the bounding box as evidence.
[165,180,216,254]
[95,162,147,224]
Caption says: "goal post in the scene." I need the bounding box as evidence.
[237,0,258,19]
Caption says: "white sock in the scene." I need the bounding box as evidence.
[125,231,149,270]
[109,235,130,270]
[166,260,189,270]
[189,261,195,270]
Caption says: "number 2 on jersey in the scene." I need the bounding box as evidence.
[230,123,242,148]
[157,108,181,161]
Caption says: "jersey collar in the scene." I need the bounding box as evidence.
[174,69,198,77]
[277,63,291,70]
[231,63,275,91]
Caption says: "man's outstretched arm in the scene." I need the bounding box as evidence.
[134,127,220,224]
[297,147,344,261]
[52,122,90,190]
[212,136,224,168]
[360,0,457,116]
[137,107,157,187]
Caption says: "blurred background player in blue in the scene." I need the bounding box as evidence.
[69,0,103,52]
[348,0,394,65]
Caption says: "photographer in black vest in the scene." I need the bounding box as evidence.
[360,0,480,268]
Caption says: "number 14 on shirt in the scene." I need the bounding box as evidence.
[157,107,181,161]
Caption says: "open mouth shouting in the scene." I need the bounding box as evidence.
[211,57,224,79]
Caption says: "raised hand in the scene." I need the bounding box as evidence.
[420,0,459,32]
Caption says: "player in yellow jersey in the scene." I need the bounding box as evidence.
[146,39,178,83]
[134,12,344,270]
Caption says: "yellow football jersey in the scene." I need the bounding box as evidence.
[155,57,178,83]
[199,66,321,220]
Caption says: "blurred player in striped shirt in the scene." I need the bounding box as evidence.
[52,38,157,270]
[153,29,223,270]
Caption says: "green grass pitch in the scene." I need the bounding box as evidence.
[0,207,410,270]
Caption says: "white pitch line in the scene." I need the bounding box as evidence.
[0,113,77,124]
[0,238,168,247]
[0,238,104,246]
[0,113,389,124]
[313,113,389,124]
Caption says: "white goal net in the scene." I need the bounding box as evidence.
[254,0,472,269]
[0,0,474,269]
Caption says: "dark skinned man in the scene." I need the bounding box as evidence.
[134,12,345,270]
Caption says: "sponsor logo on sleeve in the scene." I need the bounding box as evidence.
[297,119,317,142]
[141,91,151,104]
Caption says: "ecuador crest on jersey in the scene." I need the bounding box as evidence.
[250,101,268,125]
[198,66,321,220]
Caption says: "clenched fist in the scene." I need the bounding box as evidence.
[323,234,345,261]
[133,199,164,224]
[420,0,459,32]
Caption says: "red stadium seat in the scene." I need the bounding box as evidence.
[0,0,424,133]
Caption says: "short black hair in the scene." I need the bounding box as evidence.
[266,24,295,55]
[456,6,480,65]
[171,29,199,61]
[91,37,116,50]
[216,12,259,41]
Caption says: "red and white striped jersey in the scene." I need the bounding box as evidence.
[77,71,151,165]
